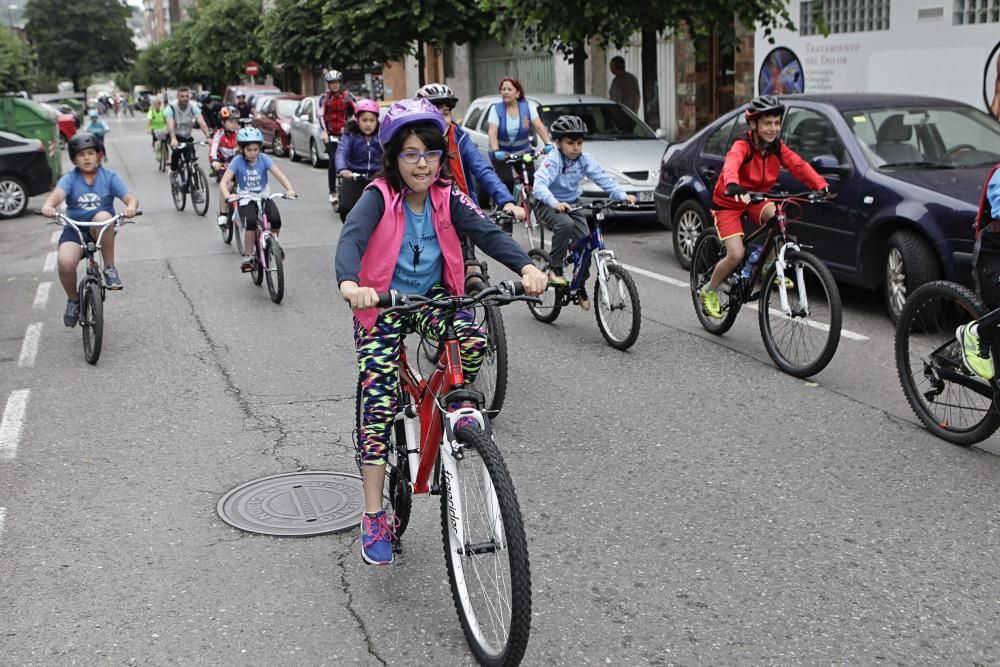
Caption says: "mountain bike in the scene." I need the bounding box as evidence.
[154,130,169,172]
[504,149,543,246]
[354,281,537,665]
[895,280,1000,445]
[47,210,140,365]
[527,200,642,350]
[416,209,513,419]
[228,192,295,304]
[690,190,842,378]
[336,170,373,222]
[170,140,210,217]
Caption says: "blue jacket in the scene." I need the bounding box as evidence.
[454,125,513,208]
[532,150,626,208]
[335,131,382,175]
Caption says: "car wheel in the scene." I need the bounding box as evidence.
[672,200,708,270]
[309,140,321,168]
[272,135,284,157]
[0,176,28,219]
[884,229,939,324]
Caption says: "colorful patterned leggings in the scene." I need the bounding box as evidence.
[354,286,487,466]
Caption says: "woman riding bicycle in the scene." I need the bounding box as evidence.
[334,97,547,565]
[699,95,829,320]
[487,76,553,196]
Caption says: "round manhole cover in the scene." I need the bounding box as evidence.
[217,471,364,536]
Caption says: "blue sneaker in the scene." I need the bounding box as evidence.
[360,511,397,565]
[63,299,80,328]
[103,266,123,290]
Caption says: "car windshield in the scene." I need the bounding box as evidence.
[535,103,656,139]
[844,106,1000,169]
[276,99,299,117]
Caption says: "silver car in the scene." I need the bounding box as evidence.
[460,93,667,220]
[288,96,328,168]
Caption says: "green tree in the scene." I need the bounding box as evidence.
[0,27,34,92]
[260,0,336,72]
[185,0,266,90]
[24,0,136,91]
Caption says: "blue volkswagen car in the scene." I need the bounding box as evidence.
[654,93,1000,321]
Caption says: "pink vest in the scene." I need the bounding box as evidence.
[353,178,466,330]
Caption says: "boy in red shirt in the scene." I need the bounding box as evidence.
[210,106,241,227]
[700,95,829,319]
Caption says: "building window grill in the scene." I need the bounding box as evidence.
[799,0,891,34]
[953,0,1000,24]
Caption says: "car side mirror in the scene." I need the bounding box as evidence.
[811,154,851,176]
[654,128,666,139]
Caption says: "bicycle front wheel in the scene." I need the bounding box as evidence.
[527,249,561,323]
[690,231,739,335]
[758,250,842,377]
[220,210,234,245]
[157,142,167,172]
[264,237,284,303]
[594,263,641,350]
[191,166,210,216]
[441,426,531,666]
[251,244,265,286]
[81,281,103,365]
[895,281,1000,445]
[171,177,186,211]
[470,304,508,419]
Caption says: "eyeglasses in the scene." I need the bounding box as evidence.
[399,150,443,164]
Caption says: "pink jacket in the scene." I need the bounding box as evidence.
[353,178,466,329]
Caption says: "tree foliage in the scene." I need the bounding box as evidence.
[185,0,266,88]
[0,27,34,92]
[260,0,336,69]
[24,0,136,89]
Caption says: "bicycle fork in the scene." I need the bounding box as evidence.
[594,251,625,308]
[774,242,809,316]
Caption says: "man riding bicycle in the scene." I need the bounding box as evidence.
[166,87,212,186]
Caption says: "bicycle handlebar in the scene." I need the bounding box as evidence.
[377,280,540,311]
[567,199,639,213]
[746,190,829,204]
[503,150,541,165]
[226,192,297,202]
[41,210,143,226]
[174,140,210,149]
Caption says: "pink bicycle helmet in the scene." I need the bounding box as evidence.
[378,97,446,148]
[354,98,380,116]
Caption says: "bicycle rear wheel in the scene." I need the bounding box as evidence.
[157,142,167,172]
[594,263,641,350]
[80,280,103,365]
[470,304,508,419]
[895,281,1000,445]
[758,250,842,377]
[355,375,412,540]
[690,231,740,335]
[264,237,284,303]
[220,209,234,245]
[251,243,265,286]
[527,249,561,323]
[191,166,210,216]
[171,177,186,211]
[441,425,531,666]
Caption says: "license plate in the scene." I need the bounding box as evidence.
[638,191,654,202]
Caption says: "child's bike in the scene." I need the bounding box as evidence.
[689,190,841,377]
[895,280,1000,445]
[153,130,169,172]
[47,210,140,365]
[504,149,542,243]
[356,281,537,665]
[227,192,295,304]
[527,200,642,350]
[170,140,210,217]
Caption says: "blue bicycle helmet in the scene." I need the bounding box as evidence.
[236,126,264,145]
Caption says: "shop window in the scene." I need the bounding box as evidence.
[953,0,1000,24]
[800,0,891,34]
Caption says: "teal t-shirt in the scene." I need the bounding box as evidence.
[390,195,442,295]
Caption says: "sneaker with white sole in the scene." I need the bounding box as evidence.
[217,214,228,228]
[956,324,995,380]
[360,511,398,565]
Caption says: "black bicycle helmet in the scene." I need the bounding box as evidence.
[744,95,785,122]
[415,82,458,107]
[550,115,588,139]
[68,132,103,160]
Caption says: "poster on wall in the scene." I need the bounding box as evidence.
[986,41,1000,122]
[759,47,805,96]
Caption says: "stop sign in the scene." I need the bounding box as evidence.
[244,61,260,76]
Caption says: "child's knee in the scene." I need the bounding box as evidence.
[727,242,745,264]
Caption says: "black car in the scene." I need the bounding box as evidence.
[0,130,54,219]
[654,93,1000,320]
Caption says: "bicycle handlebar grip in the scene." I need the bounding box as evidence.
[498,280,525,297]
[376,290,400,308]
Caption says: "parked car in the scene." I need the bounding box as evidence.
[460,93,667,220]
[655,93,1000,321]
[222,84,281,108]
[0,130,55,219]
[254,94,303,157]
[288,95,328,168]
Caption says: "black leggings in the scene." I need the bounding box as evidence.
[326,139,340,193]
[170,139,195,172]
[239,199,281,231]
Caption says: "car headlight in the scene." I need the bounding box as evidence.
[649,166,660,183]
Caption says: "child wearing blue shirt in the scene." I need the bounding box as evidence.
[532,115,635,309]
[219,127,296,272]
[957,164,1000,379]
[41,132,138,327]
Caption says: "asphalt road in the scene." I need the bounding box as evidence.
[2,116,1000,665]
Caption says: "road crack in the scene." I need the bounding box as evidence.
[336,548,387,665]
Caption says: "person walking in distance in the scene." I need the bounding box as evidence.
[608,56,640,114]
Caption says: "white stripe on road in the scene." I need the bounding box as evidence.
[0,389,29,460]
[43,251,57,273]
[0,507,6,542]
[33,282,52,310]
[619,262,870,342]
[17,323,42,368]
[745,303,869,341]
[50,230,60,244]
